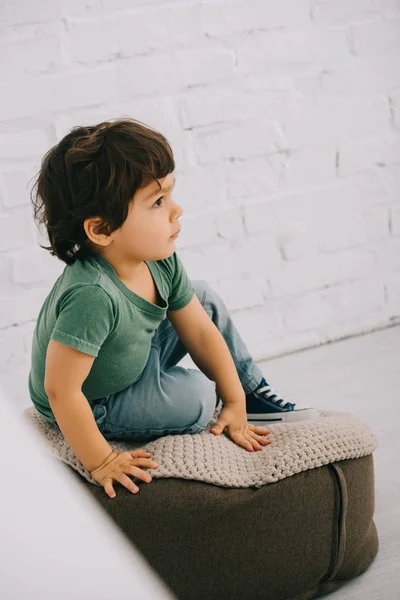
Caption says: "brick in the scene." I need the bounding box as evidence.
[379,0,400,15]
[178,213,219,248]
[391,205,400,236]
[213,276,267,312]
[250,329,321,361]
[282,289,333,330]
[200,0,311,37]
[1,167,39,208]
[0,322,35,374]
[193,120,284,165]
[0,0,102,24]
[0,0,62,24]
[384,165,400,203]
[0,253,12,283]
[321,58,400,95]
[180,85,295,129]
[351,166,400,206]
[101,0,159,8]
[118,46,235,97]
[215,208,244,239]
[283,144,336,187]
[269,248,377,298]
[0,34,65,79]
[0,129,51,160]
[282,279,385,332]
[53,95,181,142]
[0,211,36,252]
[390,90,400,127]
[11,247,63,284]
[338,134,399,175]
[235,27,349,72]
[244,183,365,238]
[226,156,282,199]
[181,235,280,281]
[229,302,284,343]
[282,96,391,148]
[311,0,379,23]
[67,6,203,64]
[243,183,390,255]
[0,68,119,121]
[352,18,400,58]
[304,212,367,253]
[386,275,400,316]
[328,279,386,322]
[173,165,226,213]
[66,19,119,64]
[362,206,390,243]
[0,286,51,328]
[375,238,400,271]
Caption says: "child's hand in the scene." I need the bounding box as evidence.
[210,406,271,452]
[90,449,159,499]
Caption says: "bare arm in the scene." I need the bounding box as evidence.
[48,390,113,472]
[45,339,113,472]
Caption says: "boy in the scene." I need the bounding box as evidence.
[28,118,319,499]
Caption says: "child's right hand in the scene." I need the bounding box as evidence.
[90,449,159,499]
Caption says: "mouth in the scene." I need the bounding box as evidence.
[170,229,181,238]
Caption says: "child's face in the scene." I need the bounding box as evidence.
[96,171,183,262]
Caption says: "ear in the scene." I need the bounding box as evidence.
[83,216,112,247]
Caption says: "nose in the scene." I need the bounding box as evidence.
[172,200,183,220]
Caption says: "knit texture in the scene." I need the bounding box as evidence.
[21,405,378,489]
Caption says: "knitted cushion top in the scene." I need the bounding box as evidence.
[21,405,378,488]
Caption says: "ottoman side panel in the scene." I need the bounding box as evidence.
[85,467,339,600]
[333,453,379,581]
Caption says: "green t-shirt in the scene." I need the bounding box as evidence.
[28,250,195,421]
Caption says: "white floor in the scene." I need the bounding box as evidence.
[256,325,400,600]
[182,324,400,598]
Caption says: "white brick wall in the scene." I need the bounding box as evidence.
[0,0,399,410]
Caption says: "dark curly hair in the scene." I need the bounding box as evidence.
[30,117,175,266]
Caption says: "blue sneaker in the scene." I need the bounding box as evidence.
[246,377,320,425]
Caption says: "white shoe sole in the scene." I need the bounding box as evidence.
[247,407,320,425]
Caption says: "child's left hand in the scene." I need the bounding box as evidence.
[210,405,271,452]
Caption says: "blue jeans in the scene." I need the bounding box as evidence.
[87,280,264,442]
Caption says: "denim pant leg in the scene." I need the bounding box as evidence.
[154,279,264,395]
[90,279,264,442]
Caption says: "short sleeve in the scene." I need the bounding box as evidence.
[51,285,116,357]
[168,252,195,311]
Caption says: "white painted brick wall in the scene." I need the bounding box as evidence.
[0,0,399,410]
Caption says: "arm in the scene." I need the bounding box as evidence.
[48,390,113,472]
[45,339,113,472]
[167,295,246,410]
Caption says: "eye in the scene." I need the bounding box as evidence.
[153,197,164,208]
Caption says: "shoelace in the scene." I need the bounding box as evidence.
[256,382,293,408]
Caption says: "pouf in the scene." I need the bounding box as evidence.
[23,404,379,600]
[65,453,378,600]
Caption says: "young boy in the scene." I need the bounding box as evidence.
[28,118,319,499]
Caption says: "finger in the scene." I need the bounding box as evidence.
[129,466,153,483]
[248,424,271,435]
[118,473,140,494]
[249,432,271,445]
[130,458,159,468]
[246,433,262,451]
[131,450,152,457]
[103,480,117,499]
[241,431,263,451]
[232,431,254,452]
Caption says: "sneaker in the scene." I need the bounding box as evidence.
[246,377,320,425]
